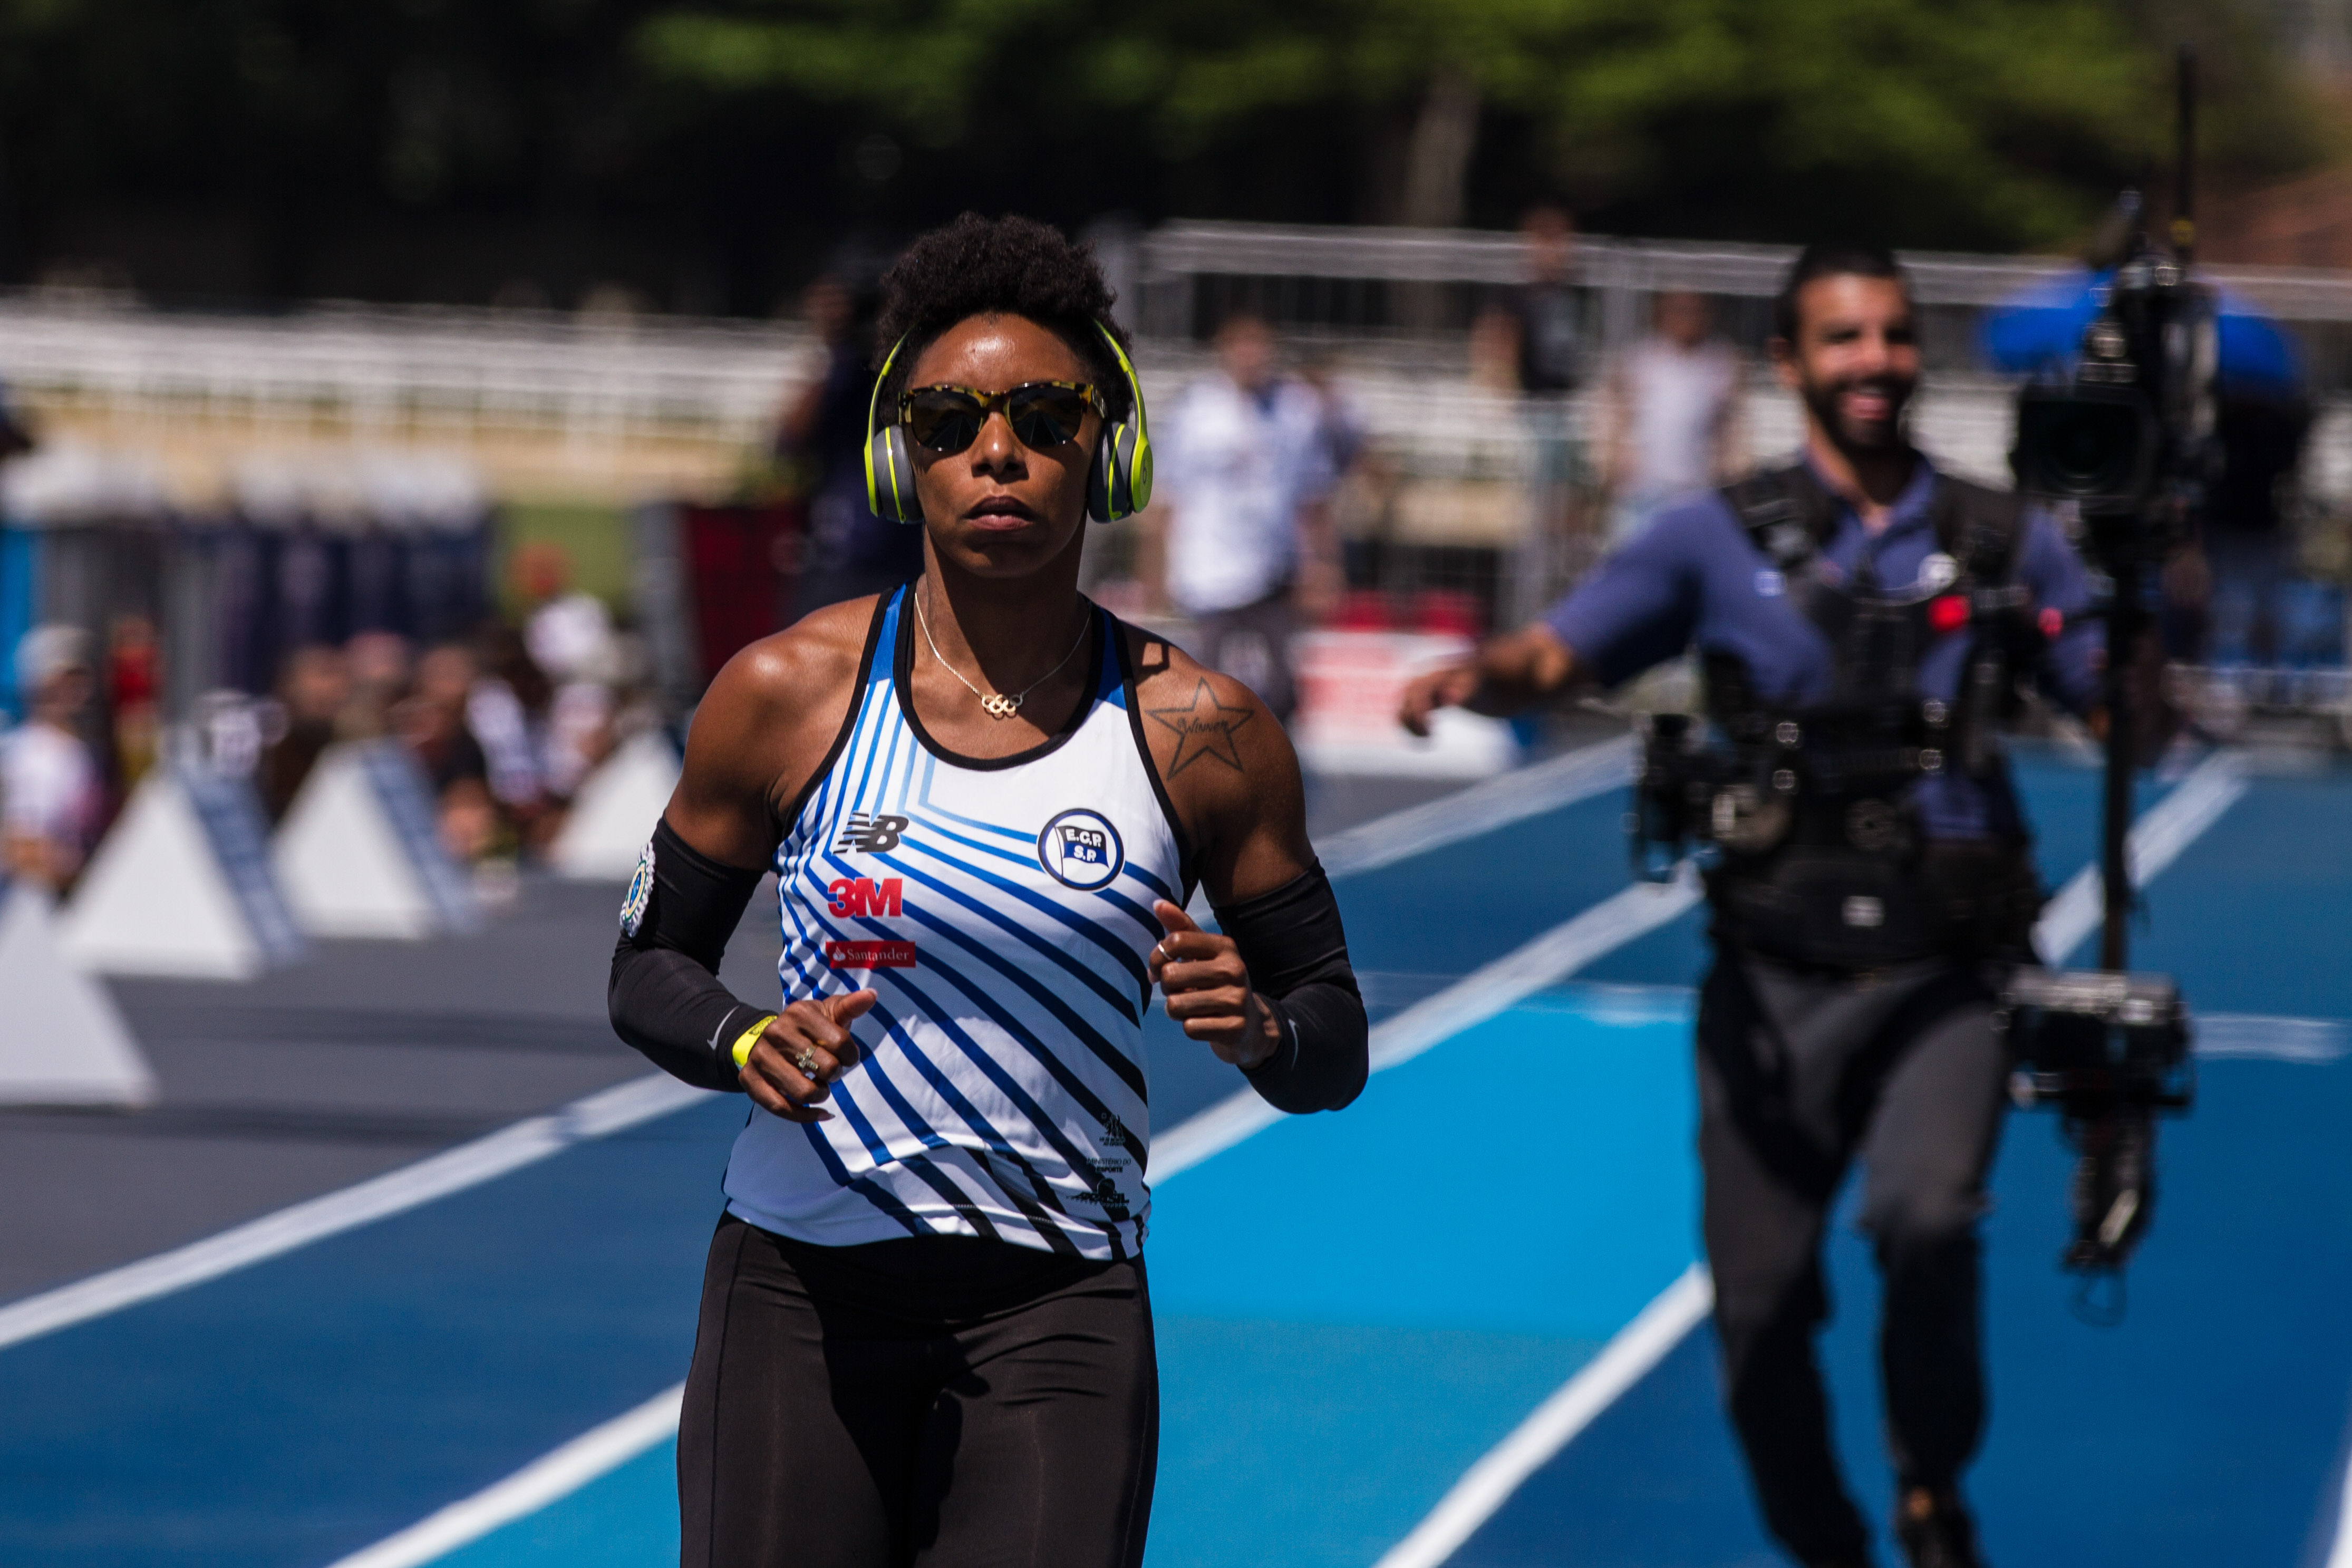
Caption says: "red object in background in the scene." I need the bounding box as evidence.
[1928,595,1971,635]
[1331,590,1398,632]
[1409,589,1486,639]
[682,504,802,683]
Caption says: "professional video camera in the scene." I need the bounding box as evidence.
[2009,201,2219,563]
[2000,46,2212,1291]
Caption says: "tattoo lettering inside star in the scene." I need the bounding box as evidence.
[1147,679,1254,776]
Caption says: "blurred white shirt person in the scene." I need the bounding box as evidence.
[1151,313,1339,722]
[526,589,619,797]
[1601,289,1745,546]
[3,625,102,889]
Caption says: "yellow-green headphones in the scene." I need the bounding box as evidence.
[863,320,1153,526]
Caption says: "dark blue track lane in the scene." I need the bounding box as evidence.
[15,749,2342,1568]
[1147,780,1648,1126]
[1453,764,2352,1568]
[0,772,1647,1568]
[0,1101,741,1567]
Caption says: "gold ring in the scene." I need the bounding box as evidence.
[790,1046,823,1081]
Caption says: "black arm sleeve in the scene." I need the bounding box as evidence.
[1214,863,1369,1114]
[607,818,772,1093]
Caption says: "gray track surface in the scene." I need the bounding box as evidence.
[0,764,1501,1304]
[0,878,782,1302]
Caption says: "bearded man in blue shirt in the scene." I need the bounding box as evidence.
[1404,244,2103,1568]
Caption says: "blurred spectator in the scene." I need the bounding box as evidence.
[2186,389,2315,666]
[1478,204,1587,573]
[1490,204,1583,395]
[1295,352,1367,625]
[396,643,498,861]
[341,630,412,739]
[0,382,32,462]
[256,644,351,822]
[106,614,162,793]
[1150,313,1342,724]
[472,624,552,839]
[543,680,616,800]
[517,542,621,798]
[3,625,102,889]
[782,275,924,615]
[1599,289,1745,545]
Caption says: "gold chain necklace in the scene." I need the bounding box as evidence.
[914,585,1092,720]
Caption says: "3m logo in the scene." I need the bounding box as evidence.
[827,877,904,916]
[824,940,916,969]
[834,813,909,854]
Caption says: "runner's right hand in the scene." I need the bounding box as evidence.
[741,992,875,1123]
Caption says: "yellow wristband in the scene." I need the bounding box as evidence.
[731,1015,779,1070]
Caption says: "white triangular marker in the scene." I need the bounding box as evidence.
[61,773,269,978]
[0,883,158,1107]
[553,731,680,880]
[275,746,437,939]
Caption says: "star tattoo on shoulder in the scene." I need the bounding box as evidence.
[1147,679,1255,776]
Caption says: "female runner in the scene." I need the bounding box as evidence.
[609,212,1368,1567]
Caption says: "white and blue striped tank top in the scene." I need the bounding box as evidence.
[722,585,1185,1261]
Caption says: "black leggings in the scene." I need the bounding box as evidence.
[678,1213,1158,1568]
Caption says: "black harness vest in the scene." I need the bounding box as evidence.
[1700,463,2046,969]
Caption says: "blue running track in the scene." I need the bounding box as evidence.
[6,748,2350,1568]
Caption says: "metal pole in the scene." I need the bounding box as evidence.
[2173,45,2198,263]
[2101,556,2137,972]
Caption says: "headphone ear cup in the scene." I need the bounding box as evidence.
[865,426,922,524]
[1087,425,1119,524]
[1126,426,1153,514]
[1089,420,1151,524]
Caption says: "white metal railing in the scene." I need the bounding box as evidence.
[0,294,819,446]
[1139,220,2352,322]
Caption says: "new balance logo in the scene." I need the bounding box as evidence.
[827,877,904,917]
[834,813,910,854]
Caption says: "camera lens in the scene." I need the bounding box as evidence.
[2015,391,2149,502]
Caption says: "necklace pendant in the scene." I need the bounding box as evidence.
[981,693,1022,720]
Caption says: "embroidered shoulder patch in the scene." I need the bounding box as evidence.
[620,839,655,938]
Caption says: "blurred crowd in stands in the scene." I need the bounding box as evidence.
[4,207,2340,899]
[0,538,656,896]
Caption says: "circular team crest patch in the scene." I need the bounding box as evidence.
[620,839,655,937]
[1038,809,1125,891]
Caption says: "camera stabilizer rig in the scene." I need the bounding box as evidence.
[2000,46,2213,1290]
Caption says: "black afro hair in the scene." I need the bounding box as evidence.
[872,213,1135,421]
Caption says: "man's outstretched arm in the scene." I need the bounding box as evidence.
[1398,624,1581,736]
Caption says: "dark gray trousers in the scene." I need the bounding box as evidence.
[1696,946,2011,1565]
[1192,591,1299,724]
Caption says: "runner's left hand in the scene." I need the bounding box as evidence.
[1151,901,1282,1071]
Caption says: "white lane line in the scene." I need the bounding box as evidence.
[324,869,1706,1567]
[2326,1436,2352,1568]
[1369,750,2257,1566]
[2033,750,2249,964]
[1370,1265,1715,1568]
[323,1383,684,1568]
[1152,865,1701,1183]
[1316,737,1637,881]
[0,1073,712,1354]
[2195,1014,2350,1063]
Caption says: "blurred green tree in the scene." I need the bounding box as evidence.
[0,0,2327,305]
[637,0,2327,248]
